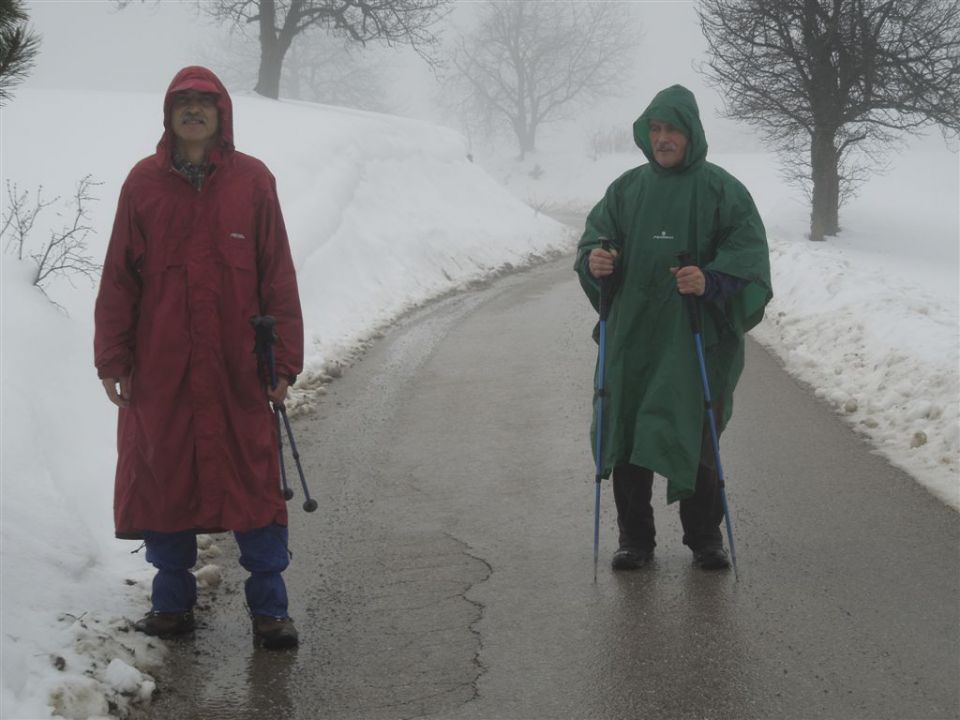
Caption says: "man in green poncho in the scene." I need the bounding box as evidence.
[575,85,772,572]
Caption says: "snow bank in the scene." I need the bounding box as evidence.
[753,234,959,506]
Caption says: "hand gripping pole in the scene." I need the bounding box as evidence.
[251,315,318,513]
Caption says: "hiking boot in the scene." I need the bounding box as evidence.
[133,611,195,638]
[692,544,731,570]
[611,546,653,571]
[253,615,299,650]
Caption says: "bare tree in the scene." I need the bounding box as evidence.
[285,34,391,111]
[207,24,391,111]
[445,2,638,159]
[1,176,103,303]
[0,0,40,106]
[699,0,960,241]
[119,0,448,100]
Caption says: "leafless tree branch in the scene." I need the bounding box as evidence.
[0,176,103,302]
[31,175,104,288]
[699,0,960,240]
[1,181,57,260]
[443,2,639,159]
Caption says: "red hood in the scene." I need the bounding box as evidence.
[157,66,234,165]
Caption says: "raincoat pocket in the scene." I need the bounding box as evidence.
[216,232,257,271]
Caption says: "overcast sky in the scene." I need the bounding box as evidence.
[25,1,220,95]
[22,1,720,120]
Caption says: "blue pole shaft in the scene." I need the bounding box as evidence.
[593,320,607,583]
[592,238,612,583]
[691,332,739,581]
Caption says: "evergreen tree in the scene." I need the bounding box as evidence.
[0,0,40,106]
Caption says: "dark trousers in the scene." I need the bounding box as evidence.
[143,524,290,617]
[613,414,725,552]
[613,465,723,550]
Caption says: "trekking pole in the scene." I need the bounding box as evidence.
[252,316,295,503]
[251,315,318,513]
[592,238,613,583]
[275,408,294,502]
[676,253,739,580]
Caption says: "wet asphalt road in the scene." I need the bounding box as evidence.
[142,255,959,720]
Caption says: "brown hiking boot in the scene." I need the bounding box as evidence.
[133,611,195,638]
[252,615,299,650]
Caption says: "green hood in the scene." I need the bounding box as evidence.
[633,84,708,173]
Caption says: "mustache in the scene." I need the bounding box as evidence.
[655,143,678,152]
[181,113,206,123]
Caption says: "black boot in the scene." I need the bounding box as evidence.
[253,615,299,649]
[611,546,654,571]
[133,611,195,637]
[692,544,730,570]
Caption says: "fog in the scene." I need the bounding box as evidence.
[21,1,734,141]
[25,2,219,95]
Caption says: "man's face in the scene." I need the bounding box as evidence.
[649,120,688,169]
[170,91,219,147]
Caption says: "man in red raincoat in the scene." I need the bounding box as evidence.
[94,66,304,649]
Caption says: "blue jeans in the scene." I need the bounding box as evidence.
[143,524,290,617]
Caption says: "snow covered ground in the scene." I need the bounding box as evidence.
[1,86,957,718]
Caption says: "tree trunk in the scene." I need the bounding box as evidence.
[255,47,284,99]
[254,0,290,99]
[513,120,536,160]
[524,124,537,156]
[286,46,302,100]
[810,130,840,241]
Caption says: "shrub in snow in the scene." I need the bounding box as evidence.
[0,175,103,304]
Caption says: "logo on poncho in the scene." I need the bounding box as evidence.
[653,230,674,241]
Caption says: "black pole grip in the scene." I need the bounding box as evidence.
[598,237,612,321]
[251,315,278,389]
[251,315,277,351]
[676,252,701,335]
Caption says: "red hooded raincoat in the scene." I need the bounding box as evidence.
[94,67,304,539]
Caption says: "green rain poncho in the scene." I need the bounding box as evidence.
[576,85,772,503]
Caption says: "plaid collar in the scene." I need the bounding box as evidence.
[172,152,209,191]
